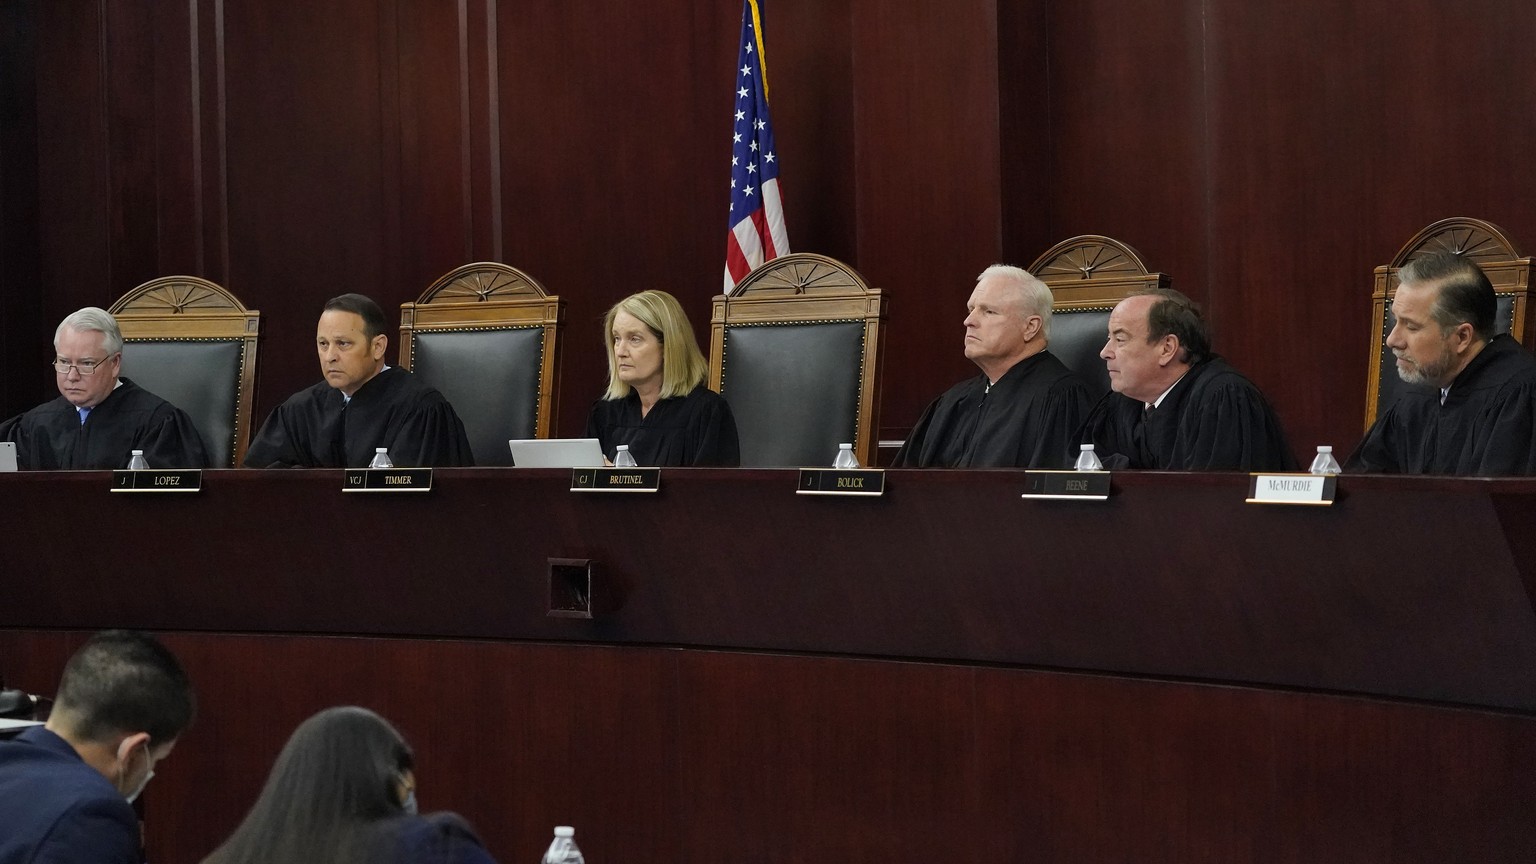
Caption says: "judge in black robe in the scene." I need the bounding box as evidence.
[586,384,739,467]
[243,293,473,468]
[1,378,209,470]
[893,351,1093,468]
[894,265,1093,469]
[1079,289,1295,471]
[1345,252,1536,476]
[586,289,739,467]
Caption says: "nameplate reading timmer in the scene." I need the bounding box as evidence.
[342,468,434,492]
[796,468,886,496]
[571,468,661,493]
[111,469,203,493]
[1020,470,1111,501]
[1246,473,1336,506]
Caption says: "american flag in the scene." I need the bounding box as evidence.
[723,0,789,293]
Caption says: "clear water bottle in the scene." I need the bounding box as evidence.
[1308,445,1342,475]
[368,447,393,469]
[541,826,586,864]
[831,442,860,469]
[613,445,638,468]
[1074,443,1103,471]
[126,449,149,470]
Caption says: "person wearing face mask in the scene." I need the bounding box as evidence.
[202,706,497,864]
[0,630,195,864]
[585,290,739,466]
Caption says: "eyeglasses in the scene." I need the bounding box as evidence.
[52,356,114,376]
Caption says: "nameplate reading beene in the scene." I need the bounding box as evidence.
[1020,470,1111,501]
[570,467,661,493]
[1246,473,1336,506]
[342,468,434,492]
[110,469,203,493]
[796,468,885,496]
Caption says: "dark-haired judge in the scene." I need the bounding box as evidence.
[244,294,473,467]
[1348,252,1536,475]
[1079,288,1295,471]
[893,265,1094,468]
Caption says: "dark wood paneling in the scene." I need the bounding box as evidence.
[0,0,45,419]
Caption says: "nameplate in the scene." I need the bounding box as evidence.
[796,468,886,496]
[1020,470,1111,501]
[1246,473,1336,505]
[571,468,661,492]
[342,468,434,492]
[110,469,203,493]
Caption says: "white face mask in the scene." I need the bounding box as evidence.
[119,739,155,803]
[402,787,418,815]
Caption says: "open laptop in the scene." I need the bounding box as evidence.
[0,441,17,473]
[507,437,606,468]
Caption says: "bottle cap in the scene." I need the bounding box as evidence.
[376,447,387,452]
[554,826,575,837]
[1080,444,1094,451]
[1317,445,1332,453]
[616,444,629,450]
[131,449,144,455]
[838,442,852,448]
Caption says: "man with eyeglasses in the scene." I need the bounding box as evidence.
[0,307,209,469]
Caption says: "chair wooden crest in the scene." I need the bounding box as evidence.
[1028,235,1170,398]
[108,276,261,469]
[399,263,564,465]
[709,253,887,467]
[1365,218,1534,428]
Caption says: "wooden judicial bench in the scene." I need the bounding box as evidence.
[2,469,1534,863]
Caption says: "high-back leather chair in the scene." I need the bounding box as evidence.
[398,263,564,466]
[709,253,887,467]
[108,276,261,468]
[1028,235,1170,400]
[1365,218,1535,427]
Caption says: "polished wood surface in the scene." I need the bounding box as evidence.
[2,470,1534,862]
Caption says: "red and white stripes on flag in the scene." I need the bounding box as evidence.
[723,0,789,293]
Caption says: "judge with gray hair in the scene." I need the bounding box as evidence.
[0,306,208,469]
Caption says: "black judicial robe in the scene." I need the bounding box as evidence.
[1077,356,1296,471]
[243,366,473,468]
[0,378,208,470]
[892,350,1094,469]
[585,384,740,467]
[1347,334,1536,476]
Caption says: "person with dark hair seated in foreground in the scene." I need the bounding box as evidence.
[201,706,497,864]
[1348,251,1536,475]
[0,630,196,864]
[586,289,739,466]
[1079,288,1295,471]
[244,293,473,467]
[0,307,208,469]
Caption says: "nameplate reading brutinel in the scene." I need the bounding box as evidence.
[1246,473,1336,506]
[343,468,434,492]
[571,467,661,493]
[1020,470,1111,501]
[111,469,203,493]
[796,468,885,496]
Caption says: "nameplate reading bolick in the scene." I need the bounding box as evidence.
[1020,470,1110,501]
[343,468,434,492]
[571,467,661,493]
[796,468,886,496]
[111,469,203,493]
[1245,473,1336,506]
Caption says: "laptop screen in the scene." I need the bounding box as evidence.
[507,438,606,468]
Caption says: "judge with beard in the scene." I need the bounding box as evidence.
[0,307,208,469]
[1079,288,1295,471]
[1348,252,1536,475]
[244,293,472,468]
[893,265,1094,469]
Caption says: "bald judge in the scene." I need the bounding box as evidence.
[1078,288,1294,471]
[243,293,473,468]
[893,265,1094,469]
[1348,252,1536,475]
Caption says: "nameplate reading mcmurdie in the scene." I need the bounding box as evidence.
[796,468,886,496]
[1020,470,1111,501]
[111,469,203,493]
[343,468,434,492]
[571,467,661,493]
[1246,473,1336,506]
